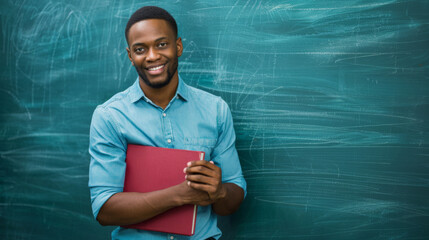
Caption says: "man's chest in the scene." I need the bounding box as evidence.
[116,105,218,160]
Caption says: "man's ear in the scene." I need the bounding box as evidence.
[126,47,134,66]
[176,37,183,57]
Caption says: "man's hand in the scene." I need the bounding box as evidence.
[184,160,227,202]
[176,181,213,206]
[183,160,244,216]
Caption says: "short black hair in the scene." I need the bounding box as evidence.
[125,6,178,45]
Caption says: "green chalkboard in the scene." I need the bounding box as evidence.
[1,0,428,239]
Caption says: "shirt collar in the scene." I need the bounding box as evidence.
[176,75,189,101]
[129,76,189,103]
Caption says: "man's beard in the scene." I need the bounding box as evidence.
[135,60,178,89]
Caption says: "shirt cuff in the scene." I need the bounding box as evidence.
[224,177,247,198]
[90,186,123,219]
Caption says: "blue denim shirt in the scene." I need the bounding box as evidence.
[88,77,247,240]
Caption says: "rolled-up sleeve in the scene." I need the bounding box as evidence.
[88,106,127,218]
[211,99,247,197]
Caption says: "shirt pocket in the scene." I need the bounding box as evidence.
[183,137,217,160]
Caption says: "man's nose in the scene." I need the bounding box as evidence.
[146,48,160,61]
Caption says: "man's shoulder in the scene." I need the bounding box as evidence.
[186,84,226,106]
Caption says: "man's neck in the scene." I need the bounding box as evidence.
[139,76,179,110]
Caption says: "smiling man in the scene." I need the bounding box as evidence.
[88,6,246,240]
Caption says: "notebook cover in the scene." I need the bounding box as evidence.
[122,144,204,236]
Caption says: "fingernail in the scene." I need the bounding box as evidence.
[187,162,191,167]
[210,161,214,164]
[187,181,191,186]
[183,167,187,173]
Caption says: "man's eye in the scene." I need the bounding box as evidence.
[135,48,144,53]
[158,42,167,48]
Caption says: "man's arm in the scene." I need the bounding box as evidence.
[185,160,245,216]
[97,181,213,226]
[212,182,244,216]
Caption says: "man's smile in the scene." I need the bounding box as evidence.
[146,64,166,75]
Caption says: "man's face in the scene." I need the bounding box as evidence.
[126,19,182,89]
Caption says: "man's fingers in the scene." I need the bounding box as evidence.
[188,181,215,194]
[187,160,217,170]
[184,160,222,201]
[184,160,220,177]
[185,166,214,177]
[186,173,215,185]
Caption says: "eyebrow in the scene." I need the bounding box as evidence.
[132,37,168,48]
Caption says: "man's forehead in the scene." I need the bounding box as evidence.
[129,19,174,36]
[127,19,177,46]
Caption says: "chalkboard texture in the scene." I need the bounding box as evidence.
[1,0,428,239]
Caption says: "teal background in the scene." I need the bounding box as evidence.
[1,0,428,239]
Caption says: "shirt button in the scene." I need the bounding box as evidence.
[163,113,167,117]
[170,236,174,240]
[167,139,172,143]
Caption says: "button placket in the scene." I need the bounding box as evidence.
[162,111,173,146]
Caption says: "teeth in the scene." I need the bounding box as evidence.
[148,65,164,71]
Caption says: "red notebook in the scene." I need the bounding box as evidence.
[122,144,205,236]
